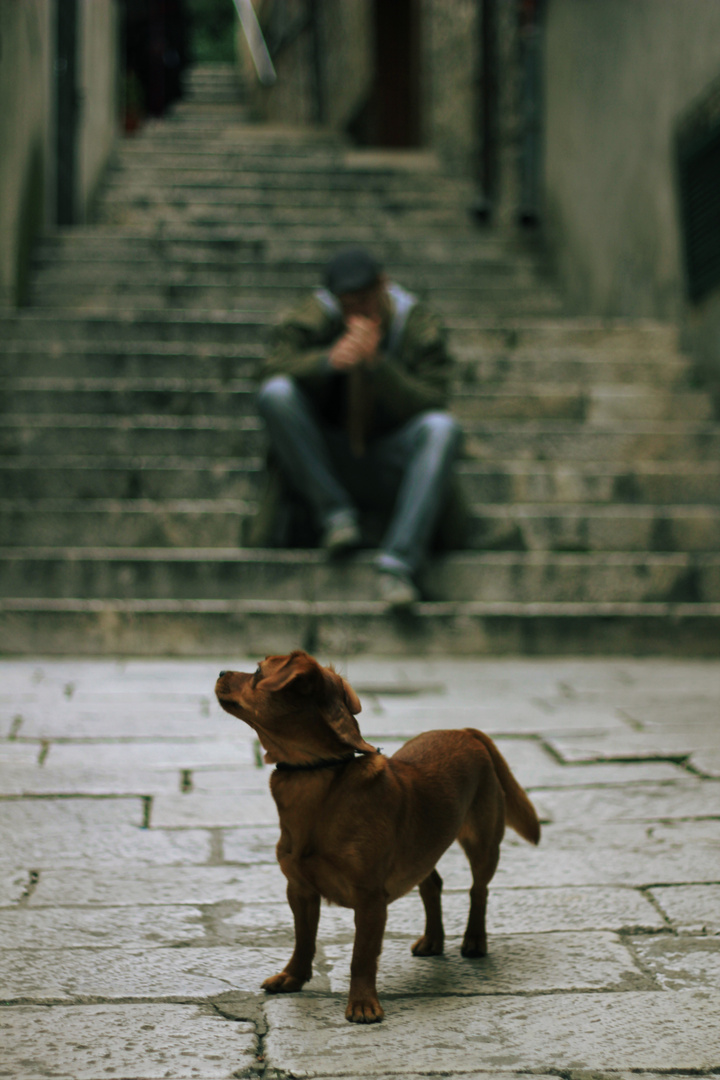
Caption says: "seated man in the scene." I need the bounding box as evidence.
[253,247,466,608]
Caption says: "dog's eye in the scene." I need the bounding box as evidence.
[251,665,262,686]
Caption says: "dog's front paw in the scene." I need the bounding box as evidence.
[461,934,487,958]
[411,934,444,956]
[345,996,384,1023]
[262,971,306,994]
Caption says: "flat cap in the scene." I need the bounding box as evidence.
[324,247,382,296]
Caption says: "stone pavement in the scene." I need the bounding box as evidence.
[1,654,719,1079]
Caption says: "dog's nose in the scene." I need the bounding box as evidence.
[218,671,227,678]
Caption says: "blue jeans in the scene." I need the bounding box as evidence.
[257,375,462,577]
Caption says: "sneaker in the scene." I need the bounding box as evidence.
[322,518,361,557]
[378,570,420,609]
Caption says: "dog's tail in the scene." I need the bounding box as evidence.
[473,730,541,845]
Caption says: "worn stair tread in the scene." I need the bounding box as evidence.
[3,413,717,433]
[1,548,717,604]
[3,457,718,505]
[2,501,718,553]
[3,602,718,655]
[2,595,719,615]
[1,380,709,423]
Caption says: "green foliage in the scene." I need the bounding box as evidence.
[186,0,237,63]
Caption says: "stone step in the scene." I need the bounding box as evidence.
[181,81,244,105]
[183,62,243,95]
[1,597,718,656]
[101,170,471,194]
[34,229,531,262]
[30,255,545,283]
[0,311,269,343]
[113,139,422,161]
[3,415,717,460]
[26,284,564,317]
[40,220,516,244]
[184,80,243,101]
[0,341,692,385]
[101,176,469,200]
[114,140,345,161]
[0,380,710,422]
[1,548,718,603]
[2,457,718,505]
[97,204,475,228]
[1,499,718,551]
[1,312,675,347]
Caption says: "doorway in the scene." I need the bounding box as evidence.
[373,0,422,147]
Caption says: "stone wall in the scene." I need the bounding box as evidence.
[0,0,119,307]
[543,0,720,322]
[244,0,372,130]
[421,0,478,176]
[0,1,52,307]
[77,0,121,222]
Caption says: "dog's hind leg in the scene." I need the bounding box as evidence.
[457,803,504,958]
[411,868,445,956]
[262,881,320,994]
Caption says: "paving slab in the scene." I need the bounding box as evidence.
[152,791,277,827]
[325,931,647,996]
[358,698,630,736]
[0,764,183,796]
[0,799,211,867]
[221,825,286,865]
[0,1004,256,1079]
[491,739,686,789]
[435,820,720,888]
[535,781,720,821]
[45,739,254,771]
[269,733,684,789]
[0,944,304,1001]
[0,742,41,766]
[9,707,237,740]
[546,727,720,762]
[0,870,31,907]
[191,764,275,794]
[631,934,720,990]
[263,991,720,1073]
[28,863,285,907]
[617,696,720,726]
[649,884,720,932]
[221,884,664,941]
[0,905,208,949]
[690,747,720,777]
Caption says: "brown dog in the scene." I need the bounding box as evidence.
[215,650,540,1023]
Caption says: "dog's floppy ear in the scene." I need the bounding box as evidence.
[258,650,323,695]
[341,678,362,715]
[326,707,376,754]
[326,674,375,754]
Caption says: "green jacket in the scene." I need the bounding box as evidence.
[248,285,468,549]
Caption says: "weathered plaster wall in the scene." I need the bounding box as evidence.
[422,0,478,176]
[77,0,120,222]
[0,0,119,306]
[321,2,373,131]
[543,0,720,320]
[245,0,372,130]
[0,1,52,307]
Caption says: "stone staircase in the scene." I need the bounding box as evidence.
[1,65,719,656]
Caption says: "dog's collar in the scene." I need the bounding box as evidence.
[274,752,358,773]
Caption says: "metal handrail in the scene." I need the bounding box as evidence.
[232,0,277,86]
